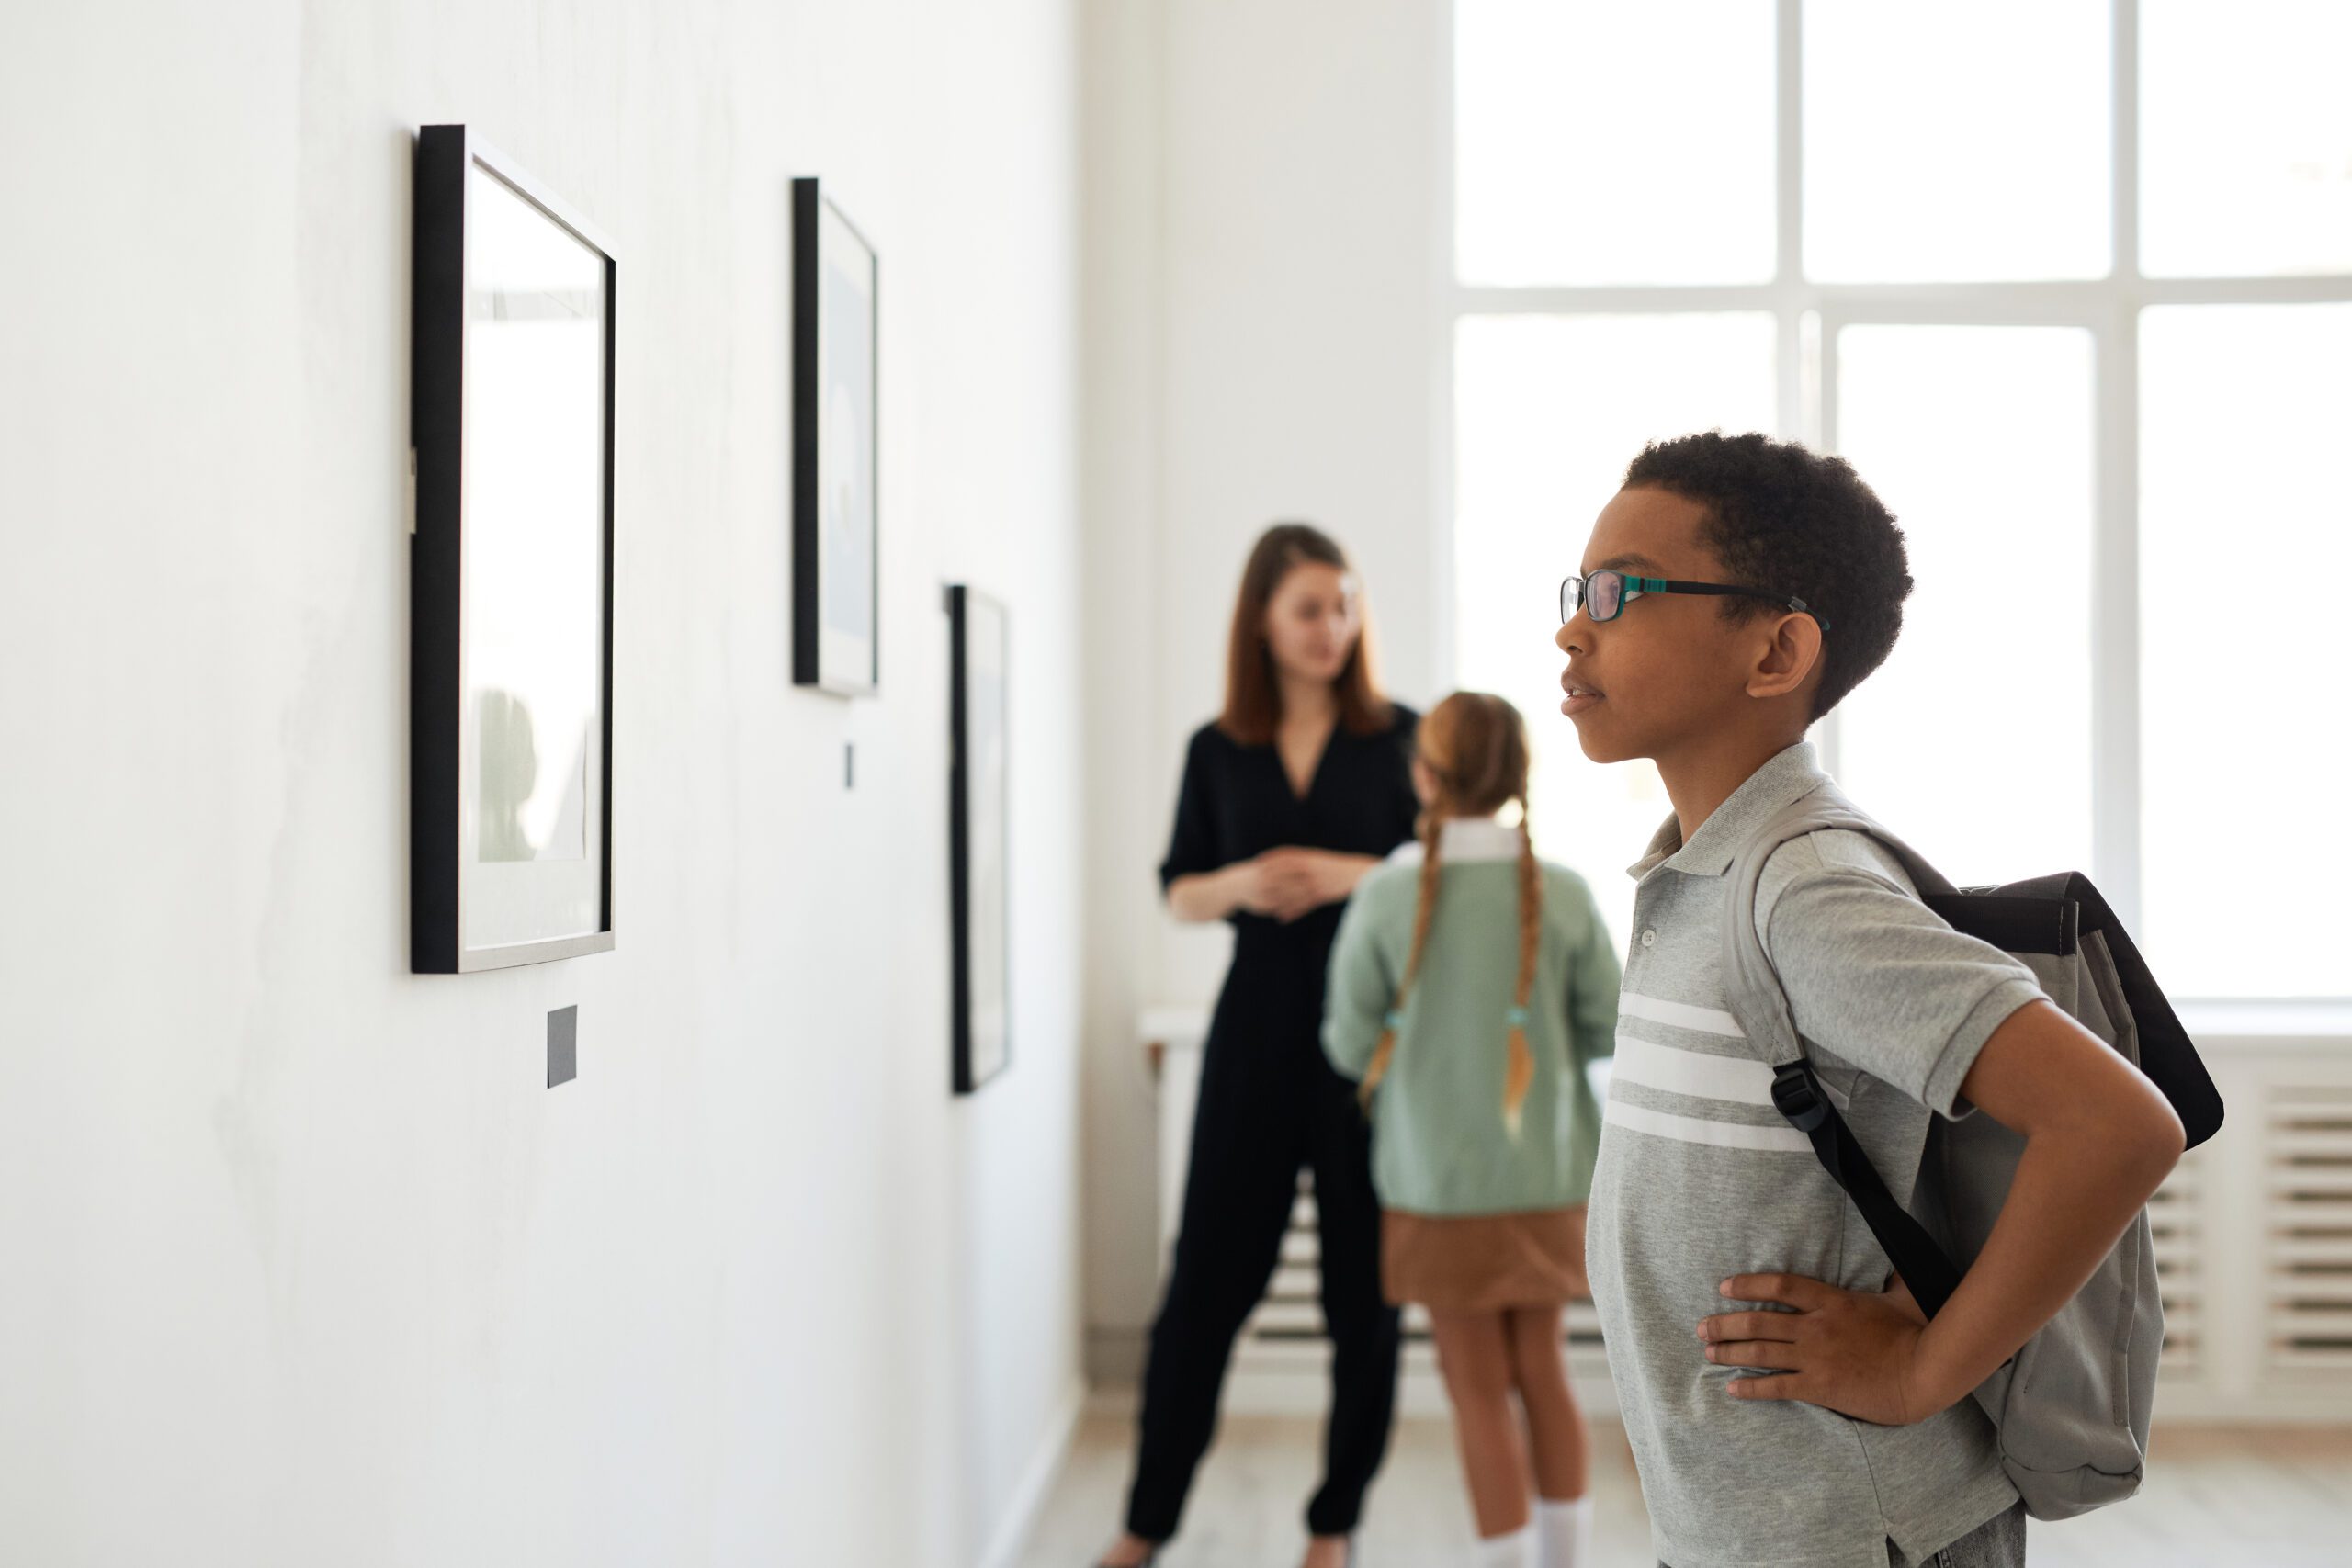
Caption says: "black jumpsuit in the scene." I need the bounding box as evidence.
[1125,705,1420,1541]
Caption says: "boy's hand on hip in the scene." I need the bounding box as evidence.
[1697,1271,1952,1426]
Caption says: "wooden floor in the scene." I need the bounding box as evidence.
[1015,1410,2352,1568]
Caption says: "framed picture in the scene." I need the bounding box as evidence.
[948,586,1011,1094]
[411,126,616,973]
[792,178,879,696]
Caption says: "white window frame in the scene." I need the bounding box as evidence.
[1432,0,2352,1011]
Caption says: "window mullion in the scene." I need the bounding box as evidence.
[1775,0,1805,444]
[2101,0,2143,927]
[1813,311,1843,778]
[2094,299,2143,930]
[2114,0,2141,286]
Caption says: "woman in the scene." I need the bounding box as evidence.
[1100,524,1419,1568]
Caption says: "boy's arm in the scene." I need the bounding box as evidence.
[1320,886,1394,1080]
[1698,998,2184,1425]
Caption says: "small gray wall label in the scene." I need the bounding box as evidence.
[548,1006,578,1088]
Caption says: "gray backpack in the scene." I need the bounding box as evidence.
[1719,783,2224,1522]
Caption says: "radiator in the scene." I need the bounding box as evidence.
[1142,1006,2350,1422]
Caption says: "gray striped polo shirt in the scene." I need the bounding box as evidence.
[1587,742,2043,1568]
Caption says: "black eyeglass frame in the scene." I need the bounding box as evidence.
[1560,570,1830,631]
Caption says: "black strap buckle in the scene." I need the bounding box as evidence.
[1770,1060,1831,1134]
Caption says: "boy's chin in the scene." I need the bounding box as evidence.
[1565,711,1639,765]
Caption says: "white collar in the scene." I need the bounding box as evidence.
[1387,817,1525,866]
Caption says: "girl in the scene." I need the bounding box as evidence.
[1100,524,1418,1568]
[1323,693,1621,1568]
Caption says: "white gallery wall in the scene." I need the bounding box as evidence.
[1079,0,1446,1358]
[0,0,1085,1563]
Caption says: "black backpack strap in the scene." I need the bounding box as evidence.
[1720,784,1967,1318]
[1767,1058,1963,1316]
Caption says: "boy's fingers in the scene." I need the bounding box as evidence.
[1698,1311,1800,1344]
[1706,1340,1800,1370]
[1720,1272,1832,1309]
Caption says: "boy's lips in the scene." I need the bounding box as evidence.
[1560,671,1605,717]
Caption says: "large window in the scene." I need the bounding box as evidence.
[1447,0,2352,1001]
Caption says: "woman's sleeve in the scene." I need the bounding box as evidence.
[1322,886,1393,1080]
[1566,878,1623,1061]
[1157,728,1222,892]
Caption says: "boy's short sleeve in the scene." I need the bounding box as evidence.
[1754,830,2046,1117]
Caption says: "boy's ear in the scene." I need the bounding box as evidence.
[1745,612,1827,705]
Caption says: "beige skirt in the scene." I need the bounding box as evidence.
[1382,1205,1588,1312]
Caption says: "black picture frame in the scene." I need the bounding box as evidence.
[412,125,617,973]
[792,178,880,697]
[948,586,1011,1094]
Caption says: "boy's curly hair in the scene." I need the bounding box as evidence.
[1623,431,1913,720]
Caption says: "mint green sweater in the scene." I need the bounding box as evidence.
[1323,819,1621,1217]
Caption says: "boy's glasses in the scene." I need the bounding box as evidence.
[1560,570,1829,630]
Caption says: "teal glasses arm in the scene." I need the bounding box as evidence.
[1627,575,1829,630]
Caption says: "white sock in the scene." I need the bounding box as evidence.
[1476,1524,1535,1568]
[1534,1496,1593,1568]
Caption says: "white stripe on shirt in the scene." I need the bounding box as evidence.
[1604,1098,1811,1153]
[1618,990,1746,1038]
[1610,1030,1777,1106]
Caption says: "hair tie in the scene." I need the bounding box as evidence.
[1504,1005,1530,1028]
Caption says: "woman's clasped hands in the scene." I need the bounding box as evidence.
[1237,847,1364,923]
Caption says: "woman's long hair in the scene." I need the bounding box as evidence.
[1217,522,1391,746]
[1358,692,1543,1132]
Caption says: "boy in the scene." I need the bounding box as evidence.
[1556,432,2183,1568]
